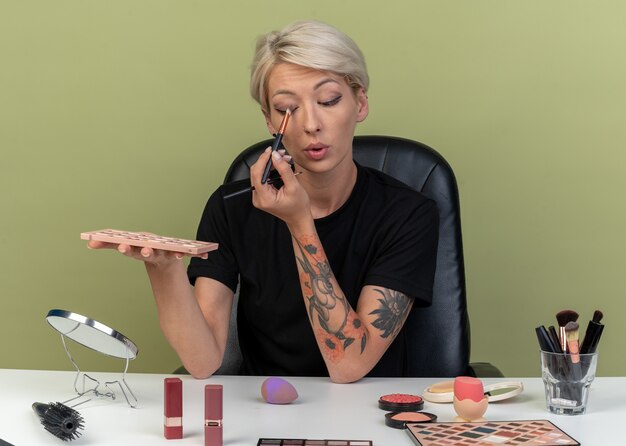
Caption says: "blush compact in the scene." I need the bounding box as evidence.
[384,411,437,429]
[378,393,424,412]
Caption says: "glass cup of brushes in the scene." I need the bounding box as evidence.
[540,350,598,415]
[536,310,604,415]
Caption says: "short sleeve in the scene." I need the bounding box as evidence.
[364,197,439,306]
[187,187,239,292]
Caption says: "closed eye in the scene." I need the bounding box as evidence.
[320,96,342,107]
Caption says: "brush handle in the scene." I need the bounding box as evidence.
[580,321,603,354]
[579,321,596,354]
[261,133,285,184]
[32,402,48,418]
[223,172,301,199]
[535,326,554,352]
[558,326,568,352]
[261,110,291,184]
[547,326,563,354]
[587,324,604,354]
[565,341,583,384]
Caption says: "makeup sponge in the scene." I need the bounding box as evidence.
[454,376,485,402]
[453,376,488,422]
[261,377,298,404]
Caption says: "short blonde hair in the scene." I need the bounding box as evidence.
[250,20,369,113]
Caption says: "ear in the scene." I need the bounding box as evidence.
[263,109,278,135]
[355,88,369,123]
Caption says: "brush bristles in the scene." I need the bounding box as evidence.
[564,321,581,365]
[34,402,84,441]
[556,309,579,326]
[564,321,579,340]
[593,309,603,323]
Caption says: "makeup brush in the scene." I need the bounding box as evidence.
[587,322,605,354]
[261,108,292,184]
[32,402,84,441]
[580,309,605,354]
[564,321,580,363]
[223,171,302,199]
[547,326,563,353]
[535,326,554,352]
[556,310,579,352]
[564,321,583,385]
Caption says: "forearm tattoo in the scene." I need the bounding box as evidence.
[294,236,367,361]
[369,288,412,339]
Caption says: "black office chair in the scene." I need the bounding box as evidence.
[179,135,501,377]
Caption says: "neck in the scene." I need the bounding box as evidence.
[298,161,357,219]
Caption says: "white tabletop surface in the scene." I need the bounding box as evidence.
[0,369,623,445]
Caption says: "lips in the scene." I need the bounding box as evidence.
[304,143,329,160]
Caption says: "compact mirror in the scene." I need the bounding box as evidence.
[46,309,138,359]
[423,380,524,403]
[485,381,525,401]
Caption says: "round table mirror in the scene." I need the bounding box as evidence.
[46,309,138,360]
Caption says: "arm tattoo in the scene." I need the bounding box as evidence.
[369,288,412,339]
[294,236,367,360]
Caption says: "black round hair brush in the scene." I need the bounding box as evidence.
[32,402,84,441]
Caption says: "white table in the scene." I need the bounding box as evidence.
[0,369,623,445]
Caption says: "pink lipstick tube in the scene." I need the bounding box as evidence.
[205,384,223,446]
[164,378,183,439]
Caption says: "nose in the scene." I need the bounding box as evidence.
[300,105,321,135]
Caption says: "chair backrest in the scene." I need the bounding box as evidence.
[218,135,471,377]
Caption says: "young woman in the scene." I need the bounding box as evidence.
[88,20,438,383]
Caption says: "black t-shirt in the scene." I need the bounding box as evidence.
[188,162,438,376]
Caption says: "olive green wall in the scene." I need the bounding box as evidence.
[1,1,624,377]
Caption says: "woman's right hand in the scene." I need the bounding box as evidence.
[250,148,311,229]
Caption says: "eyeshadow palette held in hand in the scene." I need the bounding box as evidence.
[81,229,218,255]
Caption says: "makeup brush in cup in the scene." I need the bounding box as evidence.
[587,321,605,354]
[581,309,605,379]
[564,321,580,362]
[564,321,583,382]
[580,309,605,354]
[556,310,579,352]
[547,326,563,353]
[535,326,555,352]
[32,402,84,441]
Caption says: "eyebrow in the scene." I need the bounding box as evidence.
[271,78,341,98]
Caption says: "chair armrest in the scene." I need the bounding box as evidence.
[470,361,504,378]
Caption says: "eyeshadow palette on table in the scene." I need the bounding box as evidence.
[405,420,579,446]
[257,440,372,446]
